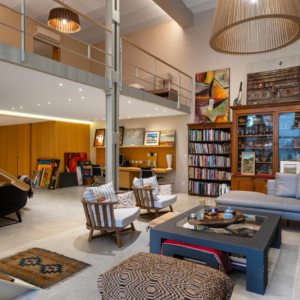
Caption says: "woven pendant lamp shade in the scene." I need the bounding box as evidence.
[48,7,81,34]
[210,0,300,55]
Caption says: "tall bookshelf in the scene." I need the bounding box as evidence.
[188,122,232,197]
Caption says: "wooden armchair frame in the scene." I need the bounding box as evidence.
[132,182,174,218]
[81,191,135,248]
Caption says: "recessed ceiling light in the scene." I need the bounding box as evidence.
[119,117,121,119]
[128,116,131,118]
[103,118,105,120]
[251,0,257,3]
[81,96,84,99]
[69,98,71,101]
[79,88,82,91]
[95,119,97,121]
[20,106,23,109]
[155,108,158,110]
[163,110,166,112]
[147,115,149,117]
[12,108,14,110]
[62,19,67,25]
[48,102,50,104]
[59,83,63,86]
[37,104,40,106]
[158,114,160,116]
[128,101,131,104]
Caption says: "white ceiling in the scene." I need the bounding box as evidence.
[0,115,46,126]
[0,61,185,123]
[0,0,217,44]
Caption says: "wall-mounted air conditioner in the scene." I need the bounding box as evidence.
[34,26,60,45]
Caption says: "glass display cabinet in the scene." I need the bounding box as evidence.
[231,102,300,194]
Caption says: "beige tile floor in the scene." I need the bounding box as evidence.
[0,187,300,299]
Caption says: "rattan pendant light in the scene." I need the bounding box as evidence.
[48,3,81,34]
[210,0,300,55]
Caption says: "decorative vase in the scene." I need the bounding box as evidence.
[167,154,173,170]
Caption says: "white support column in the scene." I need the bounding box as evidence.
[21,0,26,62]
[105,0,120,190]
[177,71,181,109]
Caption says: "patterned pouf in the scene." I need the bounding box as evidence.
[98,252,234,300]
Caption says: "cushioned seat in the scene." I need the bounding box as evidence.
[98,252,234,300]
[283,198,300,213]
[114,207,140,227]
[149,194,177,208]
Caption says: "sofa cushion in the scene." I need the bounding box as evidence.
[149,194,177,208]
[143,176,159,194]
[133,177,143,189]
[296,173,300,199]
[216,191,285,211]
[275,173,297,198]
[158,184,172,195]
[114,207,140,227]
[87,182,118,208]
[117,191,134,209]
[267,180,276,196]
[283,198,300,213]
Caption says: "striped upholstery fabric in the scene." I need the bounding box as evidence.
[143,176,159,194]
[87,182,118,209]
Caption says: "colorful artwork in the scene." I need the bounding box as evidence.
[247,66,300,105]
[64,153,87,173]
[160,130,176,146]
[119,126,124,146]
[123,128,145,146]
[280,161,300,174]
[144,131,160,146]
[94,129,105,146]
[147,153,158,168]
[241,152,255,175]
[195,68,230,123]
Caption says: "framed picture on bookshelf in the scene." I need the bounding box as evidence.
[94,129,105,146]
[280,161,300,174]
[119,126,124,146]
[144,131,160,146]
[241,152,255,175]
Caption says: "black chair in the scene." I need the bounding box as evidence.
[140,167,163,180]
[91,165,105,186]
[0,184,29,227]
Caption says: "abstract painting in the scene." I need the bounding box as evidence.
[144,131,160,146]
[160,130,176,146]
[64,153,87,173]
[123,128,145,146]
[94,129,105,147]
[247,66,300,105]
[195,68,230,123]
[119,126,124,146]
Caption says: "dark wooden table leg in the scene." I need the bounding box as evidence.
[246,249,268,295]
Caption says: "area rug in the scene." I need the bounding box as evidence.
[0,248,91,289]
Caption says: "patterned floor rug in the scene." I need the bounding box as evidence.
[0,248,91,289]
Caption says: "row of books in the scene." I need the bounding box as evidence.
[189,180,231,196]
[189,167,232,180]
[189,143,231,154]
[189,129,231,142]
[189,155,231,168]
[230,255,246,268]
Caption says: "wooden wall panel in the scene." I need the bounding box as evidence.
[0,125,18,182]
[17,124,31,176]
[30,122,57,173]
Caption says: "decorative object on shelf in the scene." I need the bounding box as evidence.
[195,68,230,123]
[209,206,218,213]
[280,161,300,174]
[223,207,234,219]
[94,129,105,146]
[247,63,300,105]
[210,0,300,55]
[160,130,176,146]
[295,137,300,147]
[147,153,158,168]
[123,128,145,146]
[144,131,160,146]
[166,154,173,170]
[241,152,255,175]
[233,82,242,106]
[48,4,81,34]
[119,126,124,146]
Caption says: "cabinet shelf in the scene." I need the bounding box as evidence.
[189,140,231,143]
[238,135,273,137]
[238,147,273,149]
[279,147,300,149]
[238,122,273,125]
[238,161,272,164]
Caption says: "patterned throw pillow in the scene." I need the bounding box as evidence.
[143,176,159,194]
[158,184,172,195]
[117,192,135,209]
[133,177,144,189]
[87,182,118,209]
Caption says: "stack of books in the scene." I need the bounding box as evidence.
[189,142,231,154]
[189,155,231,168]
[189,168,231,180]
[229,255,247,268]
[189,129,231,141]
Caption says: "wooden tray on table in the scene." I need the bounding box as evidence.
[189,212,245,228]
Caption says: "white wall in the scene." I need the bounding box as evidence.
[90,8,300,192]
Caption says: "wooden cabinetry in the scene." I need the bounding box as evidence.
[231,101,300,193]
[188,122,232,197]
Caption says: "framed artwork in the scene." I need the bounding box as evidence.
[94,129,105,146]
[147,153,158,167]
[64,153,87,173]
[119,126,124,146]
[241,152,255,175]
[123,128,145,146]
[280,161,300,174]
[144,131,160,146]
[247,66,300,105]
[195,68,230,123]
[160,130,176,146]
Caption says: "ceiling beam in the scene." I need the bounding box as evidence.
[153,0,194,29]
